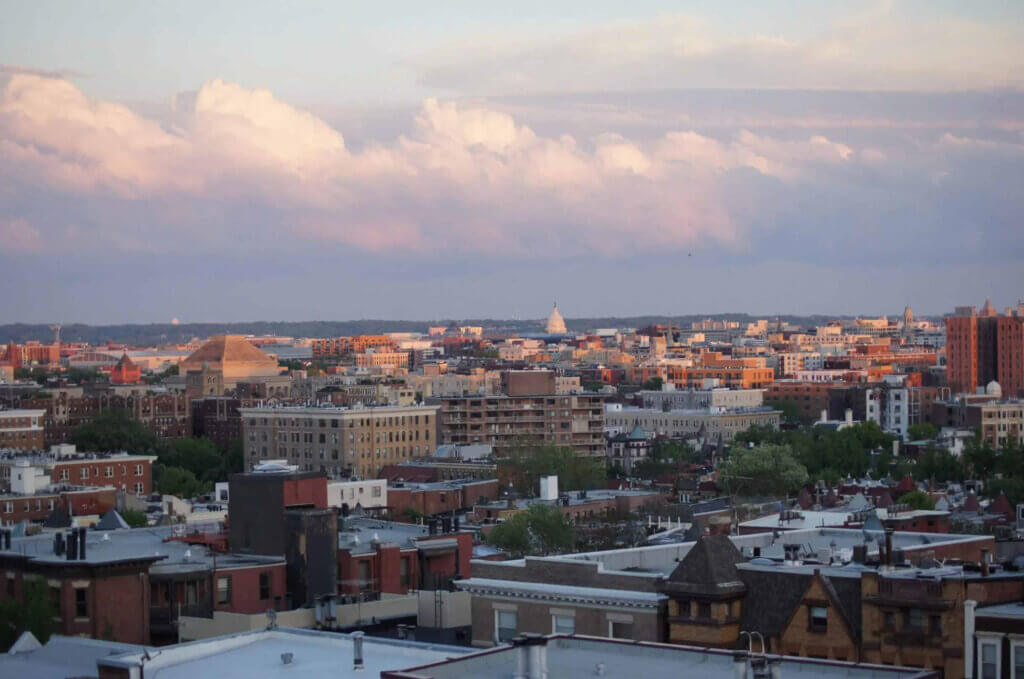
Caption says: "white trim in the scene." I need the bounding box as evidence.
[978,637,1001,679]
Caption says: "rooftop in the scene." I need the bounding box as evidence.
[0,634,151,679]
[385,635,935,679]
[99,627,468,679]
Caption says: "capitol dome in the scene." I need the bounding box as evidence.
[546,303,567,334]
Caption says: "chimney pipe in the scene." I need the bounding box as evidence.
[884,529,894,568]
[733,650,749,679]
[352,631,365,671]
[513,634,548,679]
[66,530,78,561]
[78,527,86,560]
[845,408,853,424]
[981,549,990,577]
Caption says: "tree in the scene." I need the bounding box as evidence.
[159,438,226,483]
[500,445,605,494]
[898,490,936,510]
[764,399,809,426]
[0,579,56,651]
[154,464,210,499]
[640,377,663,391]
[487,505,575,557]
[718,443,808,498]
[907,423,939,441]
[119,508,149,527]
[70,409,159,453]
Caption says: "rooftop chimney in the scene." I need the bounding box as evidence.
[884,529,894,568]
[845,409,853,424]
[66,530,78,561]
[78,527,86,560]
[981,549,990,577]
[512,634,548,679]
[352,631,365,671]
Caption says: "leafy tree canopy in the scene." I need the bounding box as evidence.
[486,504,575,557]
[70,409,159,453]
[898,490,936,510]
[0,579,56,651]
[500,444,605,494]
[719,443,809,498]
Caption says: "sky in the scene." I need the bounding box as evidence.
[1,0,1022,324]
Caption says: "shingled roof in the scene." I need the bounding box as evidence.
[182,335,276,367]
[663,534,746,599]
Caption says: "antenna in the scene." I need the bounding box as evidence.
[49,324,62,344]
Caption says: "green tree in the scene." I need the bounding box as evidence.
[0,579,57,651]
[719,443,809,498]
[119,508,149,528]
[898,490,936,510]
[917,446,963,483]
[907,423,939,441]
[486,505,575,557]
[226,439,245,475]
[764,399,809,426]
[640,377,663,390]
[70,409,159,452]
[159,438,226,483]
[500,445,605,494]
[154,464,210,499]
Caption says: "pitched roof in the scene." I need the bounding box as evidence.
[963,492,980,512]
[664,534,746,598]
[96,508,130,531]
[988,493,1014,522]
[114,353,136,369]
[183,335,276,366]
[43,506,71,529]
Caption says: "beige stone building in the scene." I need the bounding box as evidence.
[604,404,780,442]
[180,335,283,389]
[240,404,439,478]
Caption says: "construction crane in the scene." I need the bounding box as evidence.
[49,324,61,344]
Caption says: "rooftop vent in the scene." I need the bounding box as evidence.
[352,631,365,671]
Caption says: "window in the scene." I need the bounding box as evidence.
[496,610,517,643]
[49,586,61,616]
[217,576,231,605]
[981,641,998,679]
[135,464,144,476]
[553,615,575,635]
[697,602,711,619]
[400,557,410,588]
[186,581,198,605]
[1014,645,1024,679]
[259,572,271,600]
[372,486,382,498]
[904,608,924,632]
[80,468,89,479]
[808,606,828,632]
[74,587,89,618]
[610,621,633,639]
[105,467,113,478]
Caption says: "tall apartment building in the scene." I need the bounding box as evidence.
[239,404,439,478]
[947,300,1024,396]
[434,371,606,458]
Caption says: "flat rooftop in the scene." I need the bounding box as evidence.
[4,525,283,571]
[387,635,935,679]
[478,527,990,578]
[100,627,468,679]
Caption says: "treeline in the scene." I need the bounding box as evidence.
[2,313,881,345]
[70,410,242,498]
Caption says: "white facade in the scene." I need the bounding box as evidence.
[327,478,388,510]
[865,376,910,441]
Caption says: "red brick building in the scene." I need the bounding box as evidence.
[0,408,45,450]
[109,354,141,385]
[0,486,117,525]
[387,478,499,518]
[0,449,156,496]
[947,301,1024,396]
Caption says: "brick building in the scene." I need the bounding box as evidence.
[0,408,45,449]
[311,335,396,359]
[0,447,156,496]
[387,478,499,518]
[947,301,1024,396]
[435,371,606,458]
[191,396,244,450]
[240,403,439,478]
[765,381,833,421]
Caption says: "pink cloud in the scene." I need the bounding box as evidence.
[0,75,867,257]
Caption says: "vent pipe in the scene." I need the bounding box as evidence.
[884,529,893,568]
[981,549,990,577]
[733,650,749,679]
[78,527,86,559]
[66,530,78,561]
[352,631,365,671]
[512,634,548,679]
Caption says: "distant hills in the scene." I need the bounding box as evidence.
[0,313,900,346]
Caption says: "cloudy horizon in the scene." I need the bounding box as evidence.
[1,1,1022,324]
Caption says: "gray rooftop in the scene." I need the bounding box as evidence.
[99,627,468,679]
[0,634,150,679]
[391,635,935,678]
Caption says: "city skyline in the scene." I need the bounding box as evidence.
[1,1,1022,322]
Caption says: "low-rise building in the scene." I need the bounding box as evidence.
[0,408,45,450]
[604,404,780,442]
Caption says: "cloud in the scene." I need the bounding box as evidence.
[410,8,1024,95]
[0,75,1021,274]
[0,75,871,258]
[0,64,87,80]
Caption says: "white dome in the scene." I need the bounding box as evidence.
[546,303,567,334]
[986,380,1003,397]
